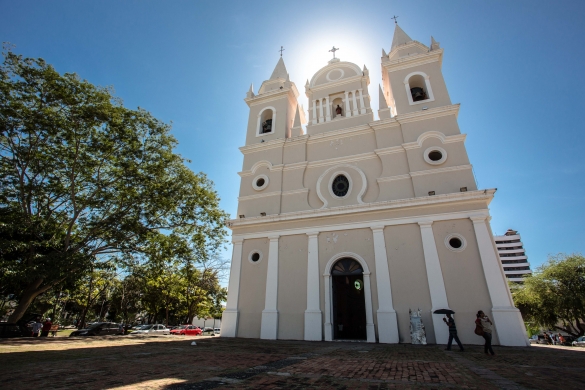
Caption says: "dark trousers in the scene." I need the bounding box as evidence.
[40,331,49,337]
[482,332,494,355]
[447,332,464,350]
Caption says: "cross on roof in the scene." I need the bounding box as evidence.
[279,46,285,57]
[391,15,399,24]
[329,46,339,59]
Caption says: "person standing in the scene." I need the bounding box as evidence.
[476,311,495,356]
[443,313,464,351]
[31,318,42,337]
[40,318,52,337]
[558,333,565,345]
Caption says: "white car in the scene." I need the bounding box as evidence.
[131,324,170,335]
[214,328,221,335]
[572,336,585,347]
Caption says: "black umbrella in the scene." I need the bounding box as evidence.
[433,309,455,315]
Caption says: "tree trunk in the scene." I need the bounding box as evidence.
[7,278,44,323]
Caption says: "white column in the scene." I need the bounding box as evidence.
[363,272,376,343]
[311,100,317,125]
[371,226,399,343]
[323,274,332,341]
[318,99,324,123]
[344,92,352,117]
[304,232,322,341]
[418,221,450,345]
[261,235,280,340]
[358,89,366,114]
[352,91,359,116]
[325,96,331,122]
[470,216,529,346]
[221,239,244,337]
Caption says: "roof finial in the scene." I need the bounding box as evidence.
[329,46,339,59]
[279,46,285,57]
[391,15,399,24]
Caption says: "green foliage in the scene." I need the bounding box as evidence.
[511,253,585,337]
[0,48,228,322]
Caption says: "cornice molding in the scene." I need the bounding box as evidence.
[402,132,467,150]
[374,146,405,156]
[237,190,281,202]
[282,188,309,196]
[308,75,366,94]
[307,152,377,169]
[307,122,373,144]
[409,164,472,177]
[396,104,460,124]
[383,49,443,73]
[228,189,496,228]
[239,138,285,155]
[376,174,411,183]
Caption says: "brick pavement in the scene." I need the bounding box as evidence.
[0,336,583,389]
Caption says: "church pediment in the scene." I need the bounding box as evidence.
[309,61,362,88]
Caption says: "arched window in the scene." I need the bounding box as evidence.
[332,258,363,275]
[404,72,435,105]
[256,107,276,136]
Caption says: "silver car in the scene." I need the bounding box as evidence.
[572,336,585,347]
[131,324,170,335]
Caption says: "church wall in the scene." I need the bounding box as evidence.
[373,124,404,150]
[376,151,410,178]
[237,238,269,338]
[411,169,477,197]
[405,139,470,174]
[307,130,376,162]
[377,178,415,202]
[245,96,292,145]
[283,140,306,165]
[431,219,500,345]
[400,115,461,144]
[388,62,451,116]
[383,224,436,344]
[231,200,490,236]
[318,229,380,334]
[237,194,281,218]
[242,147,283,171]
[277,234,308,340]
[307,113,373,136]
[281,167,305,192]
[239,165,281,198]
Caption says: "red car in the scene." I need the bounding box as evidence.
[170,325,202,336]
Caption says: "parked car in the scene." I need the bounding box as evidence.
[572,336,585,347]
[130,324,170,335]
[70,322,124,337]
[561,335,576,346]
[171,325,202,336]
[201,327,216,336]
[529,335,547,345]
[214,328,221,335]
[0,323,29,338]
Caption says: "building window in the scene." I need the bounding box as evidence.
[256,107,276,137]
[252,174,269,191]
[404,71,435,106]
[248,250,263,264]
[424,146,447,165]
[331,174,350,197]
[444,233,467,252]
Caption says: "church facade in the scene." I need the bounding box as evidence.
[221,25,528,346]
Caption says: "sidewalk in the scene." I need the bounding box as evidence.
[0,336,583,389]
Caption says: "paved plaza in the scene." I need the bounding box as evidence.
[0,336,584,389]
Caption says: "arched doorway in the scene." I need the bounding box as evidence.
[331,258,367,340]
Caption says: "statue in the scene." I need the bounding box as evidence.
[409,308,427,345]
[335,105,342,115]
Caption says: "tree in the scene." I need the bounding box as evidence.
[0,48,228,322]
[511,253,585,337]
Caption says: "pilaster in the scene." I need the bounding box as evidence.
[221,239,244,337]
[261,235,280,340]
[305,232,322,341]
[418,221,450,344]
[371,226,399,343]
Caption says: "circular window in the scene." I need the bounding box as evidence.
[326,68,345,82]
[444,234,467,252]
[252,174,269,191]
[248,250,263,264]
[424,146,447,165]
[331,174,350,197]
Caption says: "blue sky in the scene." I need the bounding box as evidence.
[2,0,584,270]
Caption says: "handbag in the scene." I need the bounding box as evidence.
[474,320,484,336]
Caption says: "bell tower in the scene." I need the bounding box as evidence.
[381,24,451,116]
[244,57,304,145]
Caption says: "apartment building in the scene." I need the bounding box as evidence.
[494,229,532,282]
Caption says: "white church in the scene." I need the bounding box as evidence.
[221,24,528,346]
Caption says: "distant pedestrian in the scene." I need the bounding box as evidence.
[443,313,464,351]
[544,333,552,345]
[551,333,557,345]
[40,318,52,337]
[31,318,42,337]
[558,334,565,345]
[476,311,495,356]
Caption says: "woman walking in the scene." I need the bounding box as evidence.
[476,311,495,356]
